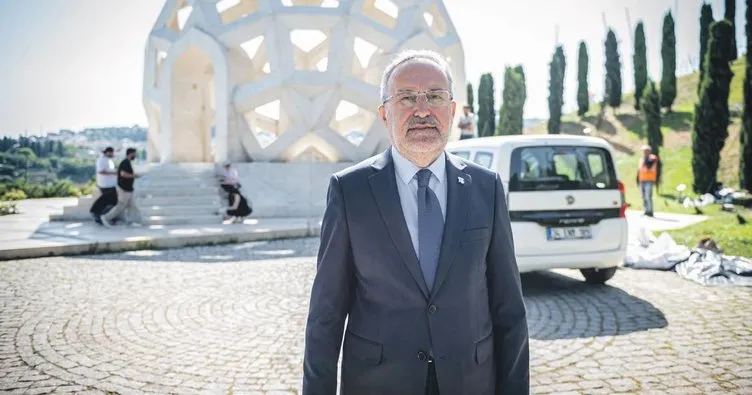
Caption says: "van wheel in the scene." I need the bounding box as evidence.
[580,267,617,284]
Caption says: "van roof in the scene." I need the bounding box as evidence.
[447,134,613,150]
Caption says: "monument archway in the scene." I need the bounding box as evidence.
[170,47,214,163]
[156,27,230,164]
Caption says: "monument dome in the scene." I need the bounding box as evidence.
[143,0,466,163]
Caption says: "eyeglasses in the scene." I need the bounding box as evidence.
[382,90,453,108]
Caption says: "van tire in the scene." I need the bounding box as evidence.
[580,267,617,284]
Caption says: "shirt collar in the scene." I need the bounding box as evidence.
[391,146,446,186]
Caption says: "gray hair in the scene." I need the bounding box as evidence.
[379,49,454,103]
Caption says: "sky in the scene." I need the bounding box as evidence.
[0,0,747,137]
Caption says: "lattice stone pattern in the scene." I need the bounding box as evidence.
[143,0,466,163]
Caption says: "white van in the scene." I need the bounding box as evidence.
[447,134,628,284]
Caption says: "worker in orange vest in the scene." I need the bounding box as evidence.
[636,145,661,217]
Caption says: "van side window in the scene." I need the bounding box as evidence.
[552,152,583,181]
[473,151,494,169]
[520,151,541,179]
[451,150,470,160]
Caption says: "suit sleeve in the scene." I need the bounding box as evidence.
[486,173,530,395]
[302,174,354,395]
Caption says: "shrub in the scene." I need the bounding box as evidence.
[1,189,27,201]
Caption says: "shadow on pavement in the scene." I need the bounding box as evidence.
[521,270,667,340]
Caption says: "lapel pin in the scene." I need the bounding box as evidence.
[458,176,465,184]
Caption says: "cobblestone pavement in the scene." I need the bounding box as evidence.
[1,238,750,394]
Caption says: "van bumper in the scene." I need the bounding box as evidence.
[515,248,626,273]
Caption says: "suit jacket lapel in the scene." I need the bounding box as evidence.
[369,149,430,300]
[431,153,470,299]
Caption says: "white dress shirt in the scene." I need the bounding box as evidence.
[391,146,447,259]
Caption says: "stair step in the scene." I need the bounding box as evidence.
[140,177,218,185]
[141,204,221,216]
[145,214,223,225]
[140,195,220,206]
[137,188,220,198]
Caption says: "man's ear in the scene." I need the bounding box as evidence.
[378,104,387,123]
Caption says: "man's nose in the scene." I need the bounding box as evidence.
[413,98,431,118]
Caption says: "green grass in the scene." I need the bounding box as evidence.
[664,205,752,257]
[615,146,752,257]
[615,146,694,214]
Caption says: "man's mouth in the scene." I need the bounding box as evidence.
[409,124,437,130]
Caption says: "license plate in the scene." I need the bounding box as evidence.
[547,226,592,241]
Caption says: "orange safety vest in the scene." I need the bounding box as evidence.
[638,154,659,182]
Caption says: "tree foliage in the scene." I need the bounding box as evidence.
[548,46,566,134]
[641,81,663,155]
[726,0,738,60]
[740,0,752,191]
[604,29,622,108]
[577,41,589,116]
[692,20,734,194]
[477,73,496,137]
[466,82,474,113]
[699,3,714,93]
[633,22,648,111]
[660,11,677,111]
[497,65,527,135]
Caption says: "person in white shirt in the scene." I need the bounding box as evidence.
[90,147,119,224]
[457,104,478,140]
[220,160,240,189]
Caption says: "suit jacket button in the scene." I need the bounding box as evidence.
[428,305,437,314]
[417,351,427,361]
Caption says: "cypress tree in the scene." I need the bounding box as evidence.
[660,11,677,112]
[633,22,648,111]
[699,3,714,93]
[726,0,737,60]
[498,65,527,135]
[548,46,566,134]
[604,29,622,108]
[641,81,662,155]
[477,73,496,137]
[692,20,734,194]
[577,41,589,116]
[466,82,474,113]
[741,0,752,191]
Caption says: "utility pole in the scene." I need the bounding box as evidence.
[624,7,634,47]
[554,24,559,46]
[625,8,633,42]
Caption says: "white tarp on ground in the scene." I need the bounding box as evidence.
[624,227,752,286]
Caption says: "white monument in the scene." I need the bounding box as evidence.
[52,0,467,223]
[143,0,467,164]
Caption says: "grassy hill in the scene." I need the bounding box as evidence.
[525,57,751,256]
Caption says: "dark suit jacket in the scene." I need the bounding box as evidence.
[303,148,529,395]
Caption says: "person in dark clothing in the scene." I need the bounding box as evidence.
[101,148,142,227]
[223,189,252,223]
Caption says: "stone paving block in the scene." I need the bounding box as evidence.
[0,238,750,394]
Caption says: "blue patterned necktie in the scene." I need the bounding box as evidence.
[416,168,444,293]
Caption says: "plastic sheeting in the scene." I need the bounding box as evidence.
[624,227,752,286]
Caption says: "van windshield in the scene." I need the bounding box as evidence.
[508,145,617,191]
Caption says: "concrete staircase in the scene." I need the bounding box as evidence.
[50,163,227,226]
[136,163,224,226]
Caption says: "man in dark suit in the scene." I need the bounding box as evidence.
[302,49,529,395]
